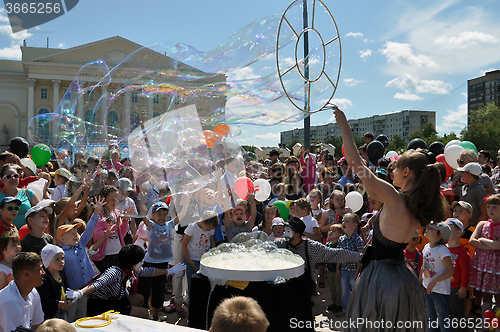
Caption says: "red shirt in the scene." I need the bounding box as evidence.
[404,249,423,275]
[447,244,470,289]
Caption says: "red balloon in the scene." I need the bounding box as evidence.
[233,177,254,200]
[436,154,453,181]
[341,144,345,157]
[484,310,496,328]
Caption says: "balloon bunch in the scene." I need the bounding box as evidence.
[202,124,231,149]
[233,176,272,202]
[444,140,477,169]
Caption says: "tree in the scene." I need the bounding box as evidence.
[387,134,405,152]
[241,145,256,153]
[324,135,364,159]
[461,103,500,159]
[286,139,299,151]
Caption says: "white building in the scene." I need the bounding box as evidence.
[0,36,226,145]
[280,110,435,146]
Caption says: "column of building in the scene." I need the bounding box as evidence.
[52,79,61,112]
[27,78,36,143]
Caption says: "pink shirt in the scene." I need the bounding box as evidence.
[92,209,129,261]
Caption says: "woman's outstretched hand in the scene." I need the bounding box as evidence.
[333,107,349,129]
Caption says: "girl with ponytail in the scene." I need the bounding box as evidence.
[334,107,444,331]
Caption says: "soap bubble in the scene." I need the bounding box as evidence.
[28,1,340,196]
[231,233,253,244]
[261,241,278,253]
[217,243,238,253]
[244,238,264,249]
[250,231,269,242]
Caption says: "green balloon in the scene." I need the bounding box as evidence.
[31,144,52,167]
[272,200,289,221]
[459,141,477,153]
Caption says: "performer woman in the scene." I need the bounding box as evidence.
[334,107,445,330]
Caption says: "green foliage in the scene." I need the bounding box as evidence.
[461,103,500,159]
[286,139,299,151]
[241,145,256,153]
[324,136,364,159]
[387,134,405,152]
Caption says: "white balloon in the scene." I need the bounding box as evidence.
[385,150,398,159]
[253,179,271,202]
[444,144,465,169]
[445,139,461,150]
[345,191,364,213]
[27,178,47,200]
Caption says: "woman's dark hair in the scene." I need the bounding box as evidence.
[319,167,336,182]
[261,205,280,229]
[396,150,445,227]
[0,163,20,178]
[287,173,303,194]
[435,162,447,183]
[284,156,300,180]
[118,244,145,269]
[99,185,118,199]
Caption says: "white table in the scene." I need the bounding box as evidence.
[74,314,204,332]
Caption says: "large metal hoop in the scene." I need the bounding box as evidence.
[276,0,342,113]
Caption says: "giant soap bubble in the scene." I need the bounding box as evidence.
[28,1,340,197]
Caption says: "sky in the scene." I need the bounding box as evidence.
[0,0,499,148]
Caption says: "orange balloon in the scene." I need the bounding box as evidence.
[214,124,230,137]
[206,138,216,149]
[203,130,215,140]
[214,132,224,140]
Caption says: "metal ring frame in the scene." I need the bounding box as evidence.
[276,0,342,113]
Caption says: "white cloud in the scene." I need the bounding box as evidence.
[343,78,363,87]
[386,74,451,95]
[393,92,423,101]
[380,41,437,68]
[434,31,497,49]
[345,32,363,38]
[388,3,500,75]
[359,49,372,61]
[0,9,32,59]
[254,132,280,141]
[326,98,353,121]
[436,103,467,134]
[363,38,369,43]
[0,9,9,23]
[330,98,352,109]
[480,68,497,76]
[58,43,66,48]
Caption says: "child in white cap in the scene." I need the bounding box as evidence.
[268,217,285,241]
[36,244,71,320]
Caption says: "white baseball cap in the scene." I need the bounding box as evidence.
[457,162,482,176]
[40,244,64,268]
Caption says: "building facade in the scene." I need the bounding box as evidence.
[0,36,226,145]
[467,69,500,124]
[280,110,435,146]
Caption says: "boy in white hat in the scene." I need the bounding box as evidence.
[36,244,71,320]
[268,217,285,241]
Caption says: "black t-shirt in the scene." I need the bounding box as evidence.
[21,233,53,255]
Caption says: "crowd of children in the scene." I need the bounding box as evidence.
[1,134,500,332]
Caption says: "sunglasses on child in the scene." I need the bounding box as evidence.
[1,206,20,211]
[2,174,19,180]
